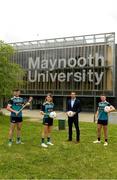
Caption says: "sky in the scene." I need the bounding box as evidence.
[0,0,117,43]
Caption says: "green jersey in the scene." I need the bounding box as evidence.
[8,96,25,117]
[42,102,54,119]
[98,101,110,120]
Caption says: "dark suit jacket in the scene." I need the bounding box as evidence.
[67,98,81,119]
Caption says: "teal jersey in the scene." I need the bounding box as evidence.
[42,102,54,119]
[98,101,110,120]
[8,97,25,117]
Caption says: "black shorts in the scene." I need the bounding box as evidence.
[43,118,53,126]
[10,117,23,123]
[98,119,108,126]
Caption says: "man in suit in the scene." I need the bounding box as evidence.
[67,92,81,142]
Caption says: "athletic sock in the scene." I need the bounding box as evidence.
[17,137,21,142]
[42,138,45,143]
[105,139,108,142]
[98,137,100,141]
[47,137,50,142]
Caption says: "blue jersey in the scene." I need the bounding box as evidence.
[8,97,25,117]
[98,101,110,120]
[42,102,54,119]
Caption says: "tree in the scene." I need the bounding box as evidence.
[0,41,25,100]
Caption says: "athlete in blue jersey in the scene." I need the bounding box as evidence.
[40,93,54,148]
[93,95,115,146]
[7,89,30,146]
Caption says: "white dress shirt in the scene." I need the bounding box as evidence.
[71,98,76,108]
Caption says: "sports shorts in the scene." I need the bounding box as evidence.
[10,116,23,123]
[98,119,108,125]
[43,117,53,126]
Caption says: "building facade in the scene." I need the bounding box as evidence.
[9,32,117,111]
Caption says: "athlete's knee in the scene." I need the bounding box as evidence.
[9,129,13,134]
[17,126,21,131]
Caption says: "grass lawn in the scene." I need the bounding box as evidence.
[0,114,117,179]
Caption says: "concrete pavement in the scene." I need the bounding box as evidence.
[1,108,94,122]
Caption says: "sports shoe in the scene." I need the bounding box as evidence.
[93,140,101,144]
[47,142,54,146]
[67,139,72,142]
[16,140,24,144]
[41,143,48,148]
[104,142,108,146]
[8,141,12,147]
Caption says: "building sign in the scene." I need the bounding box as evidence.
[28,53,105,85]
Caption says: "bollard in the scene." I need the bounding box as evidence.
[58,119,66,130]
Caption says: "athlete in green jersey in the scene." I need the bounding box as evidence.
[40,93,54,148]
[7,89,32,146]
[93,95,115,146]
